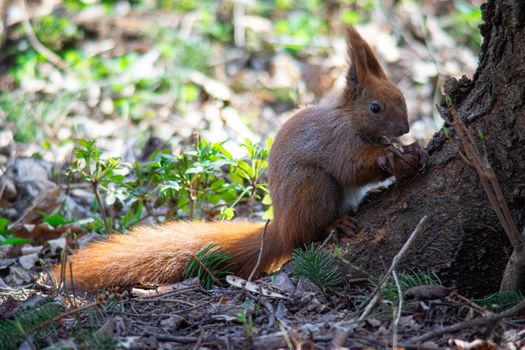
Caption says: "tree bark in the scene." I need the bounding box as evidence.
[344,0,525,297]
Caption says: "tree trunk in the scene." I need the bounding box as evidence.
[344,0,525,297]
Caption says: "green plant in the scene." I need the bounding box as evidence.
[0,92,73,144]
[136,139,234,220]
[236,309,255,339]
[69,139,126,233]
[292,244,342,291]
[67,137,272,231]
[182,243,235,289]
[0,302,64,350]
[42,211,73,228]
[222,138,272,219]
[31,14,84,52]
[0,217,31,246]
[450,1,482,49]
[173,138,236,218]
[66,300,119,349]
[274,11,327,52]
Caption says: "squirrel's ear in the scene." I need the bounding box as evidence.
[345,26,387,83]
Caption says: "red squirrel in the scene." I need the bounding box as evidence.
[57,27,426,291]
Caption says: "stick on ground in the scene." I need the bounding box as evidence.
[359,215,428,320]
[411,299,525,343]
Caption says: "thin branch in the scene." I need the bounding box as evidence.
[411,299,525,343]
[60,247,75,308]
[92,182,112,234]
[248,219,270,282]
[391,269,403,350]
[142,329,199,344]
[392,269,403,325]
[19,0,73,74]
[447,101,522,247]
[359,215,428,320]
[68,261,77,308]
[233,0,246,47]
[191,327,204,350]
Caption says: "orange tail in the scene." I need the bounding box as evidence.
[56,221,290,291]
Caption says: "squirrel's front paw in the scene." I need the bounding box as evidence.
[377,145,402,176]
[401,142,428,170]
[378,142,428,180]
[393,142,428,180]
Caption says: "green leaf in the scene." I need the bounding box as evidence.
[261,194,272,206]
[0,237,32,246]
[478,130,485,141]
[220,207,235,220]
[0,217,10,230]
[262,207,273,220]
[443,126,451,139]
[341,10,362,25]
[210,179,226,190]
[42,211,72,228]
[160,180,181,192]
[237,161,254,178]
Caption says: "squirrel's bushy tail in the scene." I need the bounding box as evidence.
[55,221,289,291]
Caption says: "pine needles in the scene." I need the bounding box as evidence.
[183,243,235,289]
[76,330,117,350]
[475,291,524,312]
[0,302,64,350]
[292,244,342,291]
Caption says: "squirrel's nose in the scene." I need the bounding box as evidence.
[398,123,409,136]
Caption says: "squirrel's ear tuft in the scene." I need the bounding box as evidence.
[345,26,388,84]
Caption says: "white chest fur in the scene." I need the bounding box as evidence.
[342,185,371,213]
[342,178,395,213]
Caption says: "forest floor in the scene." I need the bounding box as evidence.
[1,0,524,349]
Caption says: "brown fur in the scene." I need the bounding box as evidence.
[58,27,423,292]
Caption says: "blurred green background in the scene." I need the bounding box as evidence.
[0,0,483,228]
[0,0,482,159]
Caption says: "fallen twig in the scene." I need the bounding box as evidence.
[142,329,199,344]
[19,0,73,75]
[411,299,525,343]
[55,301,98,321]
[226,275,289,299]
[332,217,428,349]
[247,219,270,282]
[68,260,77,308]
[359,215,428,320]
[391,269,403,349]
[192,327,204,350]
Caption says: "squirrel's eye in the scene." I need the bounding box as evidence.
[369,101,382,114]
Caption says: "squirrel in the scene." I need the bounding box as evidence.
[56,27,427,291]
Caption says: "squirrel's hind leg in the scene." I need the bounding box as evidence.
[326,214,360,239]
